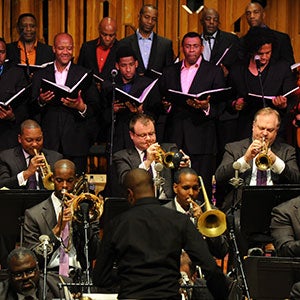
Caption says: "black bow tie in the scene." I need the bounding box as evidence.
[204,35,214,41]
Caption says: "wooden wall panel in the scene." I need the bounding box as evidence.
[0,0,299,62]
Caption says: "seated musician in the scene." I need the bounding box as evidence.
[23,159,101,281]
[0,119,62,190]
[112,113,191,199]
[216,107,300,256]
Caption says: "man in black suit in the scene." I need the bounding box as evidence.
[0,119,62,190]
[0,38,30,150]
[77,17,118,81]
[159,31,227,195]
[0,247,68,300]
[112,113,190,199]
[93,168,229,300]
[200,8,240,76]
[31,32,101,174]
[118,4,174,78]
[101,46,162,153]
[240,1,295,65]
[6,13,54,79]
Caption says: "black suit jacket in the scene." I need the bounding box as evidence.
[31,63,101,155]
[0,62,30,150]
[6,41,54,65]
[77,38,119,80]
[113,143,178,198]
[159,59,226,154]
[0,145,63,189]
[204,29,240,69]
[119,32,174,76]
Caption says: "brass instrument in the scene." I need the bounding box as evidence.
[197,176,227,238]
[33,149,54,190]
[155,146,183,169]
[71,174,104,223]
[255,138,272,171]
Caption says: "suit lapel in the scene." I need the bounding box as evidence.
[41,198,58,230]
[147,33,157,69]
[14,146,27,172]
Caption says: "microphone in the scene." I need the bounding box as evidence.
[35,235,53,256]
[154,162,164,173]
[111,69,118,77]
[229,161,243,188]
[80,201,90,223]
[254,55,261,72]
[233,161,241,180]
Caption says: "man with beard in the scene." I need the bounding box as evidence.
[0,247,66,299]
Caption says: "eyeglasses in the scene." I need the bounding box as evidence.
[10,267,37,280]
[133,132,156,139]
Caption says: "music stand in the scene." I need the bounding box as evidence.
[244,256,300,299]
[240,185,300,246]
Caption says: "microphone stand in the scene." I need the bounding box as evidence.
[22,36,31,83]
[228,172,251,299]
[83,216,91,293]
[255,60,266,108]
[109,73,117,166]
[42,239,49,300]
[153,163,165,198]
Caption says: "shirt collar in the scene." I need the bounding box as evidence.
[136,29,153,40]
[174,197,188,214]
[181,56,202,71]
[17,39,38,50]
[54,60,71,73]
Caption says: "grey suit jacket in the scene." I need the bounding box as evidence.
[119,32,174,76]
[270,196,300,256]
[0,146,63,189]
[113,143,178,198]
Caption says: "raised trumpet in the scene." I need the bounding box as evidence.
[255,138,272,171]
[155,146,184,169]
[33,149,54,190]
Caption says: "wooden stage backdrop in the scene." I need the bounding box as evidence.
[0,0,299,62]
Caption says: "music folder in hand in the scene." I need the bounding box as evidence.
[248,86,300,100]
[41,72,92,101]
[17,61,54,73]
[0,83,32,109]
[168,86,232,102]
[115,78,158,106]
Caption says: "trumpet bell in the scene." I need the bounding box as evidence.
[255,153,271,171]
[43,172,54,190]
[197,209,227,238]
[72,192,104,223]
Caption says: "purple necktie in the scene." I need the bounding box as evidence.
[256,169,267,186]
[59,221,69,276]
[27,156,37,189]
[143,151,153,176]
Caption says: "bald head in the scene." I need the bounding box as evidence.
[98,17,117,49]
[124,169,154,204]
[53,159,76,176]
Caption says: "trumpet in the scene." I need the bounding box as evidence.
[33,149,54,190]
[255,138,272,171]
[197,176,227,238]
[155,146,183,169]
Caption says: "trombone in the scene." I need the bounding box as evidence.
[197,176,227,238]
